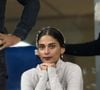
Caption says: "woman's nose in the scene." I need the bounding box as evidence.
[44,47,50,54]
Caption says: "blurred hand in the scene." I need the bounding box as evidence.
[47,63,56,68]
[0,33,21,50]
[39,63,48,70]
[39,63,56,71]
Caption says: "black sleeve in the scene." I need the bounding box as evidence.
[13,0,40,40]
[65,33,100,56]
[0,0,8,34]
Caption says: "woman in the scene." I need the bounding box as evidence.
[21,26,83,90]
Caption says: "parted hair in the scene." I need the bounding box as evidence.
[36,26,65,48]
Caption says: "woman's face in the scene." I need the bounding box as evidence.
[37,35,65,63]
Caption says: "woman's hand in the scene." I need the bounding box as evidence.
[47,63,56,68]
[39,63,48,70]
[39,63,56,70]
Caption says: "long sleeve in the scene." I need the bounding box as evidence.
[13,0,40,40]
[66,65,83,90]
[21,69,48,90]
[48,67,63,90]
[35,70,48,90]
[21,69,36,90]
[65,33,100,56]
[0,0,8,34]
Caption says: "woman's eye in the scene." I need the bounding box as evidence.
[49,44,56,49]
[38,45,45,50]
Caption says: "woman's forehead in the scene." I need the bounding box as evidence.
[38,35,59,44]
[39,35,57,42]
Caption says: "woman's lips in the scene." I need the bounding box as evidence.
[43,57,52,60]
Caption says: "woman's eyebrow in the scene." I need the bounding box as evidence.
[39,42,57,45]
[49,42,56,45]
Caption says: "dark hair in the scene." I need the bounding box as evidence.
[36,26,65,48]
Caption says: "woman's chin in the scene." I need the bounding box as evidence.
[43,60,53,63]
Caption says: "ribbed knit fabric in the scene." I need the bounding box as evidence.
[21,59,83,90]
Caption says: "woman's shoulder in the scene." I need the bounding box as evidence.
[21,67,37,78]
[64,61,82,71]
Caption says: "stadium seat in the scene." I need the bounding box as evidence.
[5,42,41,90]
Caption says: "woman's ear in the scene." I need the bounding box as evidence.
[61,48,65,54]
